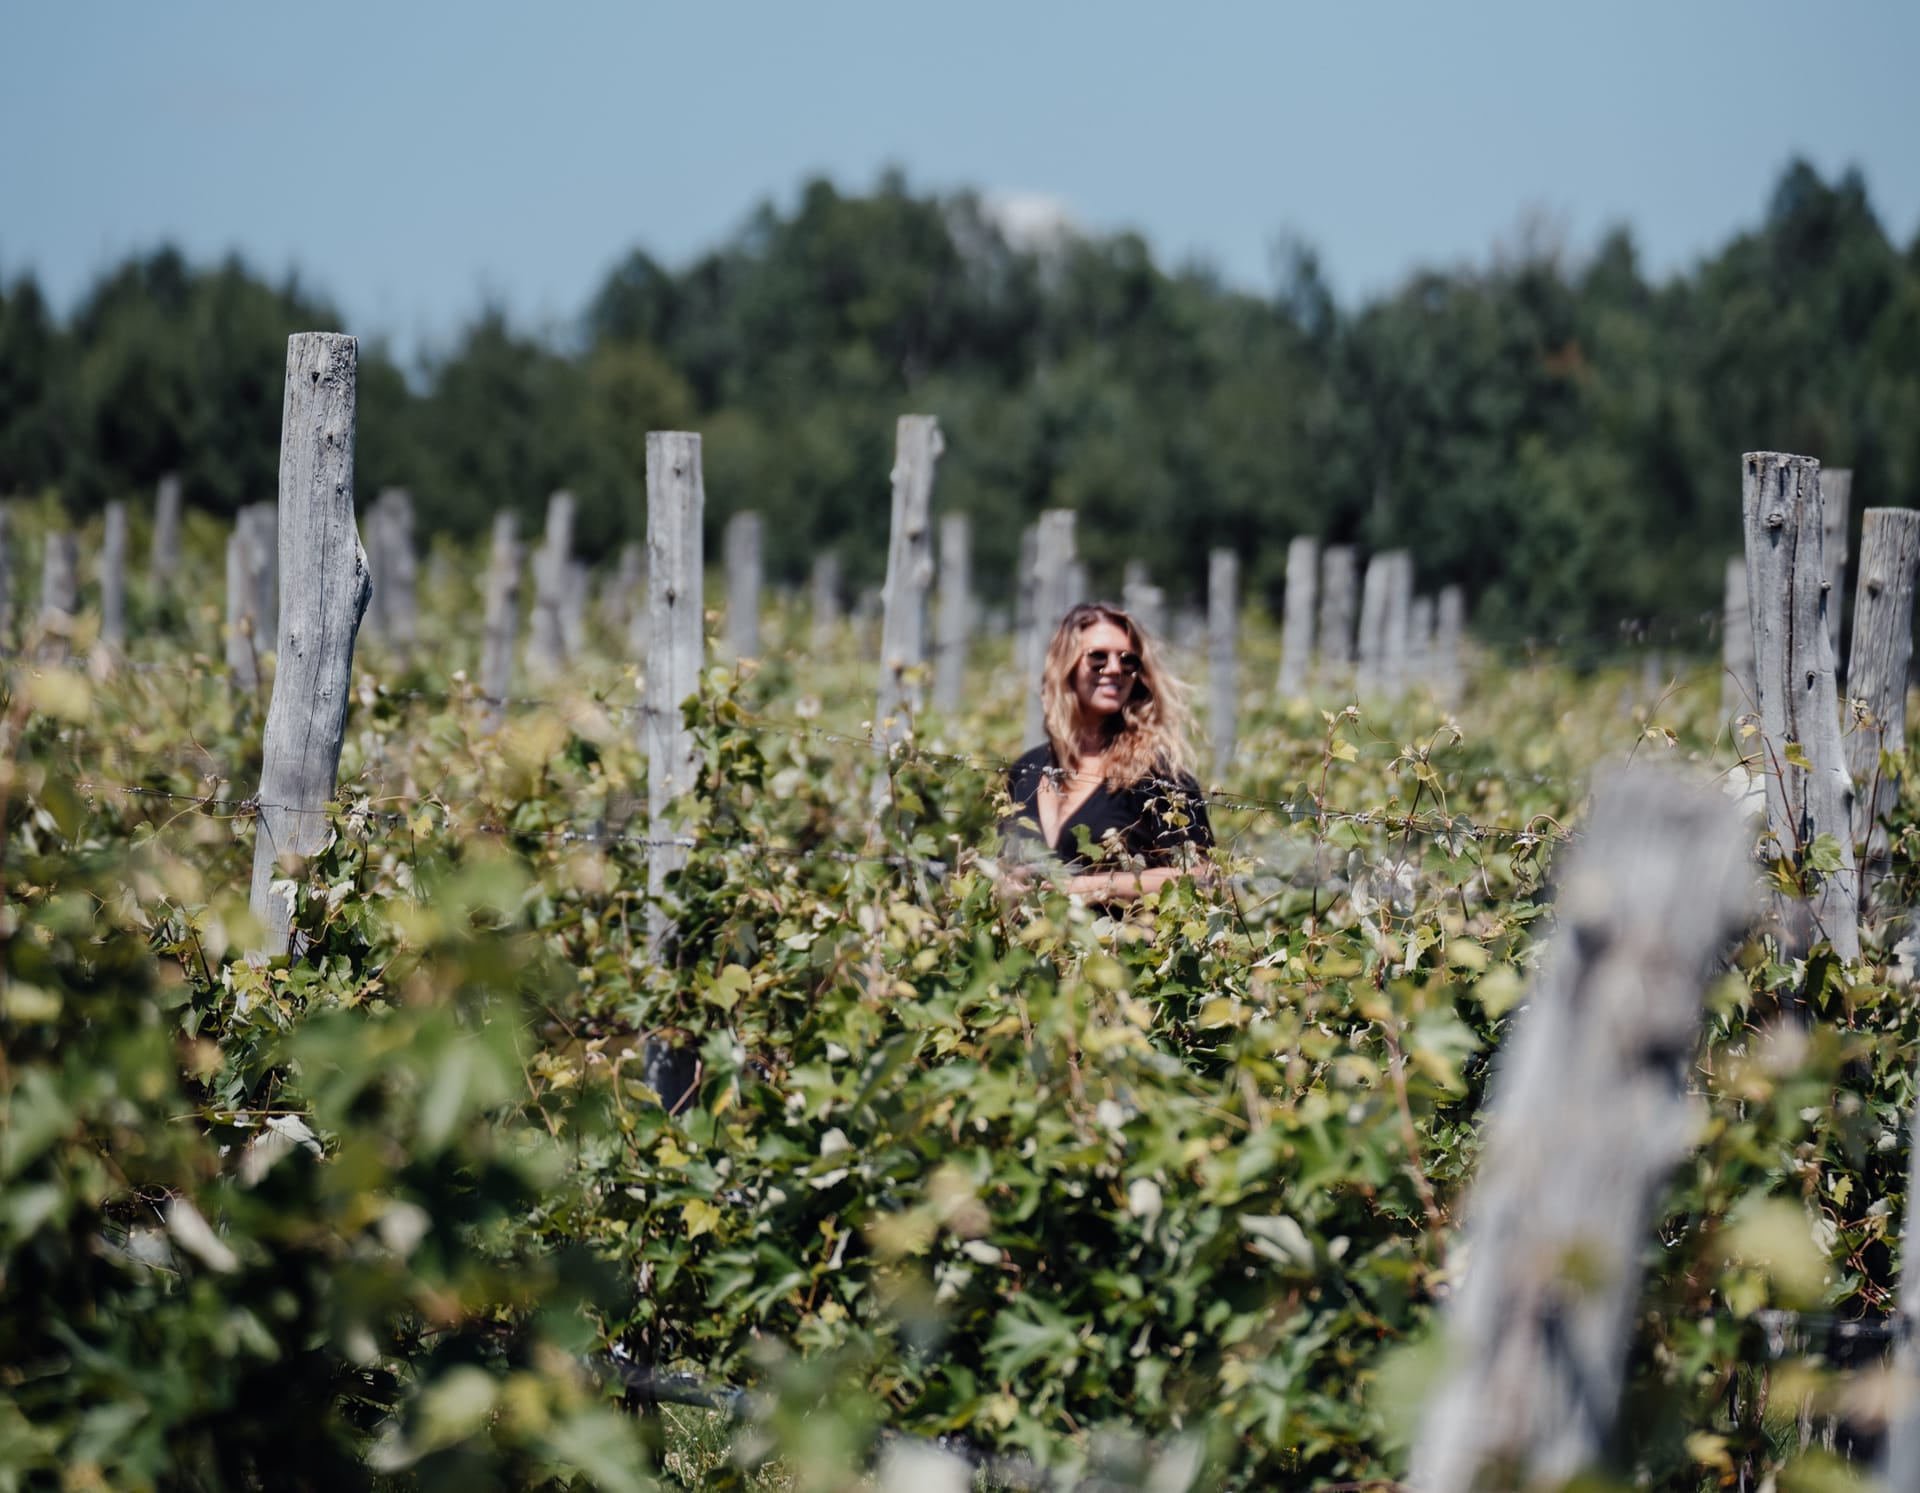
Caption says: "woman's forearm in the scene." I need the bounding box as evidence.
[1061,866,1189,902]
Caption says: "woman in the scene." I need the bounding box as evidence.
[1001,602,1213,903]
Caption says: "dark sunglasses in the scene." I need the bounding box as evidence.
[1083,649,1142,676]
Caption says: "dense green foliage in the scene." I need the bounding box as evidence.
[5,535,1920,1488]
[5,160,1918,633]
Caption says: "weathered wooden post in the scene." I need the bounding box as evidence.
[248,333,371,957]
[99,500,128,652]
[603,541,641,649]
[1208,548,1238,783]
[525,489,575,681]
[1722,556,1755,728]
[1318,544,1357,689]
[1843,508,1920,908]
[644,433,704,954]
[934,511,970,715]
[1122,561,1167,643]
[1355,551,1390,699]
[149,471,182,595]
[1016,524,1040,685]
[1025,510,1077,747]
[1276,535,1317,699]
[725,510,763,662]
[1743,451,1860,961]
[809,551,841,653]
[1413,769,1753,1493]
[1823,467,1853,672]
[225,522,259,688]
[1435,583,1465,706]
[478,511,521,731]
[876,416,942,739]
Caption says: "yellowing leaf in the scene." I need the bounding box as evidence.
[682,1198,722,1240]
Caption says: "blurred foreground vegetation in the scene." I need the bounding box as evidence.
[4,159,1919,636]
[6,543,1920,1487]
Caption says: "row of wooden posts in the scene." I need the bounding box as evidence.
[18,336,1920,1484]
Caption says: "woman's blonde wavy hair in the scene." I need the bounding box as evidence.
[1041,602,1197,788]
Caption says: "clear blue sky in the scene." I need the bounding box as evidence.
[5,1,1915,364]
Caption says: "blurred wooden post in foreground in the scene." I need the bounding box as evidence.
[1823,467,1853,673]
[149,471,182,595]
[99,500,128,653]
[1722,557,1754,729]
[876,416,941,741]
[934,512,970,715]
[725,510,762,662]
[248,333,371,957]
[1743,450,1860,961]
[1025,510,1077,747]
[1276,534,1316,699]
[1413,769,1752,1493]
[525,490,575,681]
[644,432,705,955]
[478,512,521,731]
[1844,508,1920,911]
[1208,548,1238,783]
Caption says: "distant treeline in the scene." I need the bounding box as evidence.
[2,160,1915,636]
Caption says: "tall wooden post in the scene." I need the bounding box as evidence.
[876,417,942,738]
[1843,508,1920,909]
[934,511,970,715]
[478,511,521,731]
[1413,769,1752,1493]
[225,523,259,688]
[248,334,371,957]
[1722,557,1755,728]
[644,433,704,954]
[1026,510,1077,747]
[1743,451,1860,961]
[604,540,641,650]
[1208,548,1238,783]
[525,490,575,681]
[1318,544,1357,686]
[1355,551,1390,699]
[725,510,763,662]
[1823,468,1853,673]
[150,471,182,596]
[99,500,128,652]
[1121,562,1166,644]
[1276,535,1317,699]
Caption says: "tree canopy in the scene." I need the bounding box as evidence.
[3,159,1915,636]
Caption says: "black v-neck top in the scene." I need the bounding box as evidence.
[1002,745,1214,871]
